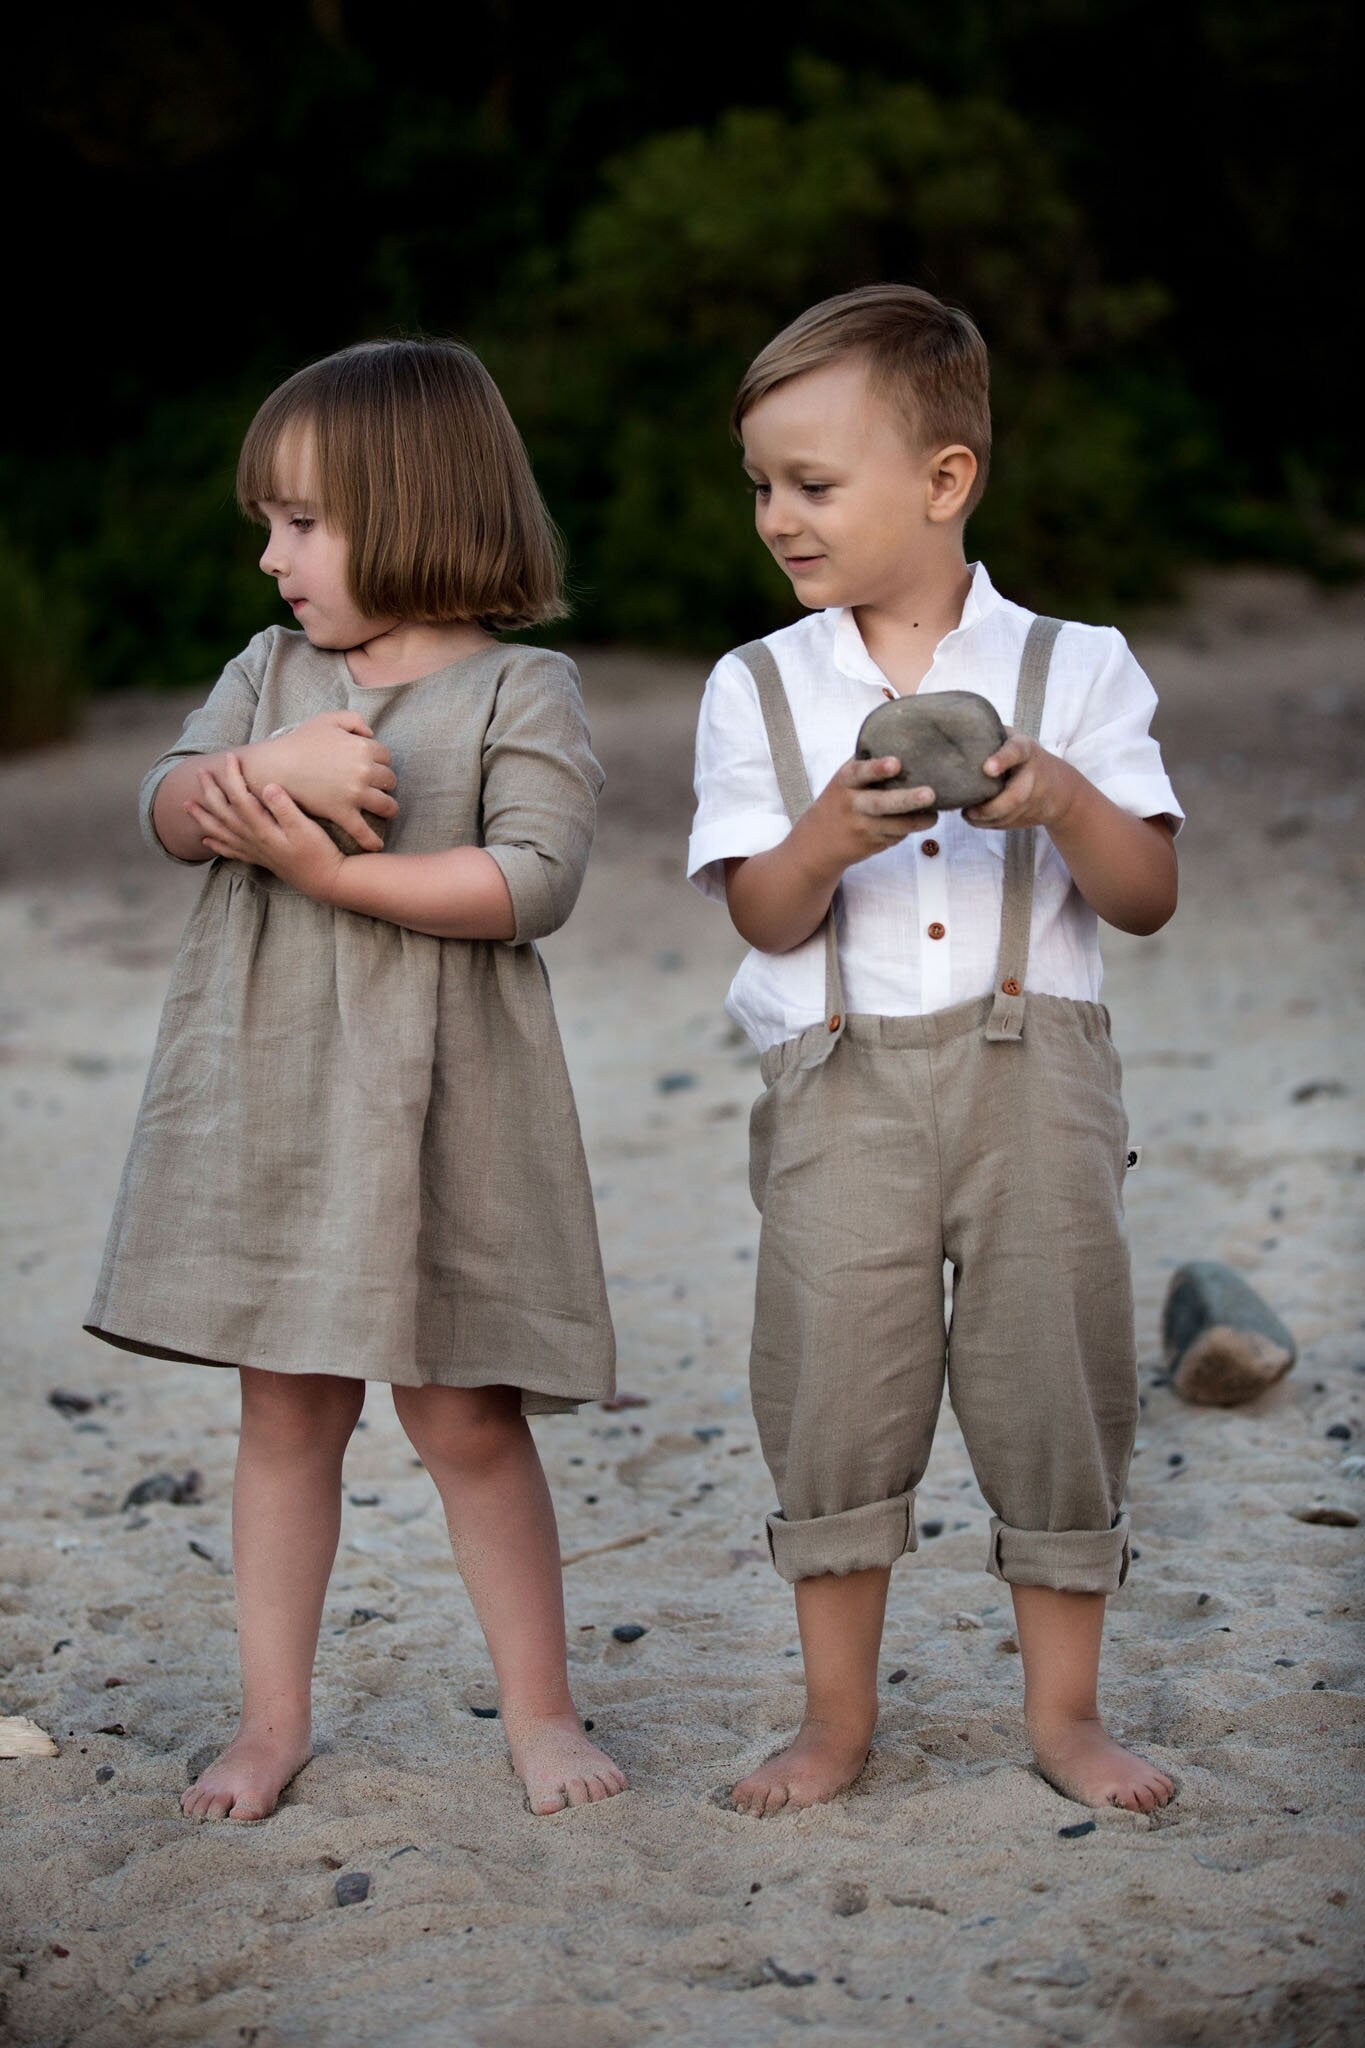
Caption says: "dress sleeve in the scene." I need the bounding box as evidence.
[1056,627,1184,833]
[138,630,273,861]
[686,650,792,901]
[480,648,603,944]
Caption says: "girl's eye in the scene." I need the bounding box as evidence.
[290,517,315,533]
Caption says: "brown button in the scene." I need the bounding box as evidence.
[921,838,941,858]
[927,922,946,941]
[881,686,895,700]
[828,1013,843,1032]
[1001,977,1021,997]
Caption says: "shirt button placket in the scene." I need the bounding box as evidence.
[918,835,952,1010]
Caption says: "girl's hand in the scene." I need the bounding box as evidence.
[963,733,1079,833]
[186,756,347,904]
[259,711,398,853]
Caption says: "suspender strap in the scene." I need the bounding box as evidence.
[985,614,1064,1042]
[739,614,1063,1054]
[734,640,846,1041]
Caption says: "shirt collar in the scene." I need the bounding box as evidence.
[828,561,1001,687]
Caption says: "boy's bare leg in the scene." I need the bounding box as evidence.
[732,1565,888,1816]
[392,1383,627,1817]
[1012,1584,1175,1811]
[182,1367,365,1822]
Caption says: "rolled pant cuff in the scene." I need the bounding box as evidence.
[767,1492,916,1584]
[987,1513,1131,1593]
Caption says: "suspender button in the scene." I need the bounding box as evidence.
[828,1013,842,1032]
[1001,977,1021,997]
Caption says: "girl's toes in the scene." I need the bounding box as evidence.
[531,1789,567,1816]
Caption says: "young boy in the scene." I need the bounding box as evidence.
[688,284,1180,1817]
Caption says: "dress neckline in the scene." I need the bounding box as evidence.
[337,640,504,692]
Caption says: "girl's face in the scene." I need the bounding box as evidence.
[257,426,394,650]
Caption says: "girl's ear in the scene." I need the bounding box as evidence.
[925,445,977,523]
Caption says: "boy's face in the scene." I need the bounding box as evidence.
[740,357,962,611]
[256,425,392,650]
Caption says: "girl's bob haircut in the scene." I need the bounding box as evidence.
[237,338,566,630]
[732,284,991,517]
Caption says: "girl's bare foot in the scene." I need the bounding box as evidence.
[181,1718,313,1823]
[731,1711,875,1817]
[1029,1711,1176,1813]
[504,1710,628,1816]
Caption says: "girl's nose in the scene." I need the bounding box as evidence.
[259,536,286,577]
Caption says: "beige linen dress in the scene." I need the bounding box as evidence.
[85,626,615,1415]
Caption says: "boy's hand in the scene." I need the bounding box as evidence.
[963,733,1078,833]
[801,755,939,871]
[257,711,398,853]
[186,757,348,905]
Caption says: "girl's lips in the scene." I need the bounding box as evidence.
[784,556,824,575]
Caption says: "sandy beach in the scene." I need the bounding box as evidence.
[1,569,1362,2046]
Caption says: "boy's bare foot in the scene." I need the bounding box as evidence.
[504,1710,628,1816]
[731,1712,874,1816]
[181,1719,313,1823]
[1029,1711,1175,1813]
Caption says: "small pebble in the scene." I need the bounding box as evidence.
[469,1705,498,1719]
[612,1624,647,1644]
[1325,1424,1352,1441]
[188,1541,214,1561]
[1290,1505,1359,1528]
[48,1390,94,1416]
[347,1608,385,1627]
[1057,1819,1096,1839]
[1168,1453,1184,1467]
[655,1072,697,1094]
[583,1719,594,1732]
[1275,1657,1296,1667]
[348,1493,380,1507]
[94,1765,114,1783]
[887,1668,909,1685]
[96,1723,126,1738]
[920,1519,944,1538]
[122,1471,201,1510]
[1312,1680,1328,1692]
[334,1872,371,1907]
[765,1959,816,1988]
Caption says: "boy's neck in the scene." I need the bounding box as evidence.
[852,553,974,695]
[344,619,495,689]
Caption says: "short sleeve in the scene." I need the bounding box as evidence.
[138,630,274,861]
[480,648,603,944]
[1057,627,1184,833]
[687,651,792,901]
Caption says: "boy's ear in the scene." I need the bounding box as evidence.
[925,444,977,523]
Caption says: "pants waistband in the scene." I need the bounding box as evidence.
[758,993,1112,1085]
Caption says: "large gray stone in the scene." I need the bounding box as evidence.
[1162,1261,1297,1406]
[855,691,1007,809]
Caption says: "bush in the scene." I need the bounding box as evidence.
[483,64,1207,642]
[0,537,87,750]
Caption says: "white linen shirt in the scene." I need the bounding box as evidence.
[687,563,1182,1053]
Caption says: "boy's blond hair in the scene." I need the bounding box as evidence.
[237,339,566,630]
[732,284,991,515]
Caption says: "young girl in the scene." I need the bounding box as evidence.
[85,338,627,1821]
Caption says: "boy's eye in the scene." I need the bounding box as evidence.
[801,483,830,498]
[749,482,771,498]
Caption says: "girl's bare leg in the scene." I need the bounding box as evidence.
[182,1367,365,1822]
[1012,1584,1175,1812]
[732,1565,888,1816]
[392,1382,627,1816]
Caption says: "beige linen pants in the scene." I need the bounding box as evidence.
[735,621,1137,1594]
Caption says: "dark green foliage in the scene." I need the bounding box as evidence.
[3,3,1358,732]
